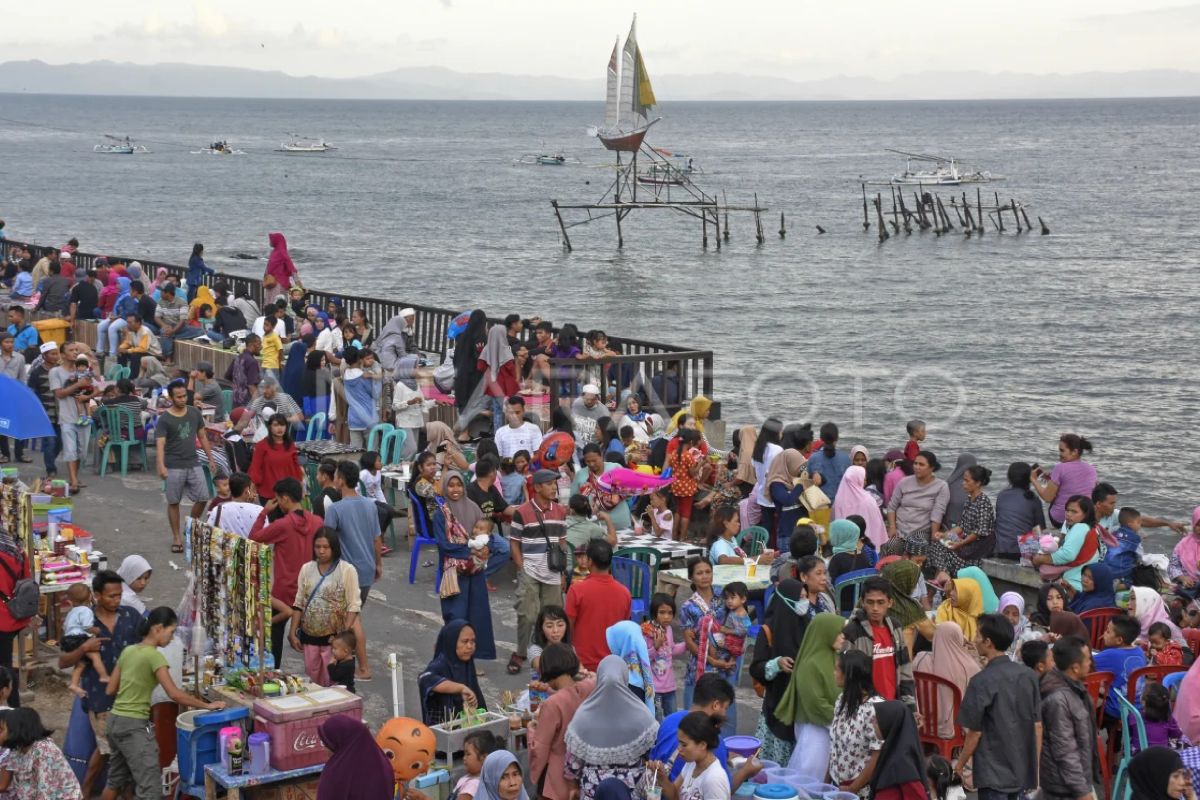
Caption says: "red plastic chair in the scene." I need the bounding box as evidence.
[1084,671,1115,792]
[1079,607,1123,651]
[913,670,965,760]
[1126,664,1188,700]
[1183,628,1200,657]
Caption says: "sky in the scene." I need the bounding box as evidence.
[3,0,1198,80]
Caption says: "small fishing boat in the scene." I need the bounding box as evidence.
[516,151,579,166]
[886,149,1004,185]
[590,15,660,152]
[94,135,149,154]
[276,137,336,153]
[635,149,702,186]
[193,140,245,155]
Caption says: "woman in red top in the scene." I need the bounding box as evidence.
[0,528,31,706]
[248,412,304,501]
[478,324,519,434]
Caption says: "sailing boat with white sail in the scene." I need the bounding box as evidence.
[593,15,659,152]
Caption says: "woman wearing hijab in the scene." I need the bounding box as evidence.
[618,396,656,444]
[1173,655,1200,745]
[833,465,888,549]
[564,654,658,800]
[593,779,632,800]
[281,337,307,403]
[1170,508,1200,591]
[955,566,999,614]
[452,309,488,410]
[301,348,330,421]
[828,519,872,610]
[425,421,470,471]
[479,324,518,434]
[1131,586,1185,645]
[188,284,218,324]
[749,578,807,765]
[605,621,655,712]
[775,612,846,778]
[436,472,496,661]
[731,424,758,495]
[849,444,870,467]
[418,619,487,726]
[766,449,808,553]
[868,700,930,799]
[116,555,152,615]
[1069,562,1118,614]
[880,559,934,648]
[315,716,394,800]
[1048,611,1090,642]
[934,578,983,642]
[941,453,978,528]
[133,356,171,391]
[667,395,713,439]
[264,232,299,303]
[912,623,979,738]
[998,591,1032,659]
[1128,747,1194,800]
[474,750,531,800]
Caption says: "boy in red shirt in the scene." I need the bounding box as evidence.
[565,538,631,671]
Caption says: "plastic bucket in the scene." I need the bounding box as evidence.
[799,783,840,799]
[753,785,805,800]
[752,760,781,784]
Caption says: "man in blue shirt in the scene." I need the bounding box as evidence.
[650,673,759,791]
[6,306,38,355]
[1092,615,1146,724]
[324,460,381,682]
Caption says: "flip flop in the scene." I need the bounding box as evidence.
[171,543,184,553]
[506,654,524,675]
[355,674,373,682]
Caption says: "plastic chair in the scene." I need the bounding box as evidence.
[1111,688,1148,800]
[220,389,233,419]
[832,568,878,617]
[912,671,965,760]
[613,546,664,593]
[406,487,443,586]
[114,364,131,381]
[611,556,652,621]
[94,406,147,476]
[366,422,396,454]
[305,412,327,442]
[380,428,409,466]
[103,361,124,381]
[738,526,769,557]
[1084,670,1115,791]
[1079,607,1123,651]
[1183,627,1200,657]
[1125,663,1186,700]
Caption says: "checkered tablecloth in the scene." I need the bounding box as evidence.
[615,531,704,566]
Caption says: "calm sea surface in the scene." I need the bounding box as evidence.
[1,94,1198,538]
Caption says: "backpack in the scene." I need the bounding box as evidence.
[0,555,39,620]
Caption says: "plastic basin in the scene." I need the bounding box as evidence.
[725,735,763,757]
[752,759,781,784]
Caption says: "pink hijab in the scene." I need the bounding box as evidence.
[151,267,168,292]
[1176,649,1200,743]
[1172,508,1200,581]
[832,465,888,548]
[1131,586,1183,643]
[913,622,980,738]
[266,232,297,289]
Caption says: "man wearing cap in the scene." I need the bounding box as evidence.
[570,383,610,451]
[67,267,99,324]
[507,468,567,674]
[26,342,62,476]
[188,361,225,422]
[0,332,29,464]
[117,314,161,380]
[242,376,302,436]
[35,260,72,315]
[50,351,96,492]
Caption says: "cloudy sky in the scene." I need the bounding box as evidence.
[3,0,1197,79]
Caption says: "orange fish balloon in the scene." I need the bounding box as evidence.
[375,717,436,782]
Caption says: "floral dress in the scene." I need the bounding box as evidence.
[7,739,82,800]
[828,693,885,796]
[929,493,996,575]
[563,750,646,800]
[679,591,734,689]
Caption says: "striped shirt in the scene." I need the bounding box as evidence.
[509,498,567,585]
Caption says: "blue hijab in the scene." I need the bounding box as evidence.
[281,340,307,400]
[605,620,655,713]
[1069,562,1118,614]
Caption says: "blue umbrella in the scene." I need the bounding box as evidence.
[0,373,54,439]
[446,310,472,340]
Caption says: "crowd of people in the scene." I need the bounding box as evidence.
[6,232,1200,799]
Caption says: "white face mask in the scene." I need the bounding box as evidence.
[779,593,810,617]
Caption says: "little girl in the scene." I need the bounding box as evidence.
[644,594,685,718]
[1138,683,1189,751]
[0,708,82,799]
[652,711,732,800]
[358,450,394,547]
[647,489,674,538]
[499,456,527,506]
[453,730,501,800]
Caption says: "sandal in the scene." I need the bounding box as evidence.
[171,543,185,553]
[506,654,525,675]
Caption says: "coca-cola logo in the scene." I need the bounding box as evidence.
[294,731,321,751]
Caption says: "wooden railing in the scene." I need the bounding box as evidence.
[3,238,717,416]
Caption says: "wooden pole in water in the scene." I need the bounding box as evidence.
[754,193,765,244]
[1021,205,1034,232]
[861,183,870,231]
[897,191,912,233]
[1038,216,1050,235]
[1010,198,1021,232]
[779,212,786,238]
[911,192,925,230]
[962,195,975,236]
[874,194,889,241]
[722,190,730,242]
[994,191,1005,232]
[816,225,826,234]
[702,208,708,249]
[890,187,900,233]
[941,196,955,231]
[552,200,573,252]
[950,198,964,226]
[714,208,721,250]
[615,207,624,248]
[976,187,984,235]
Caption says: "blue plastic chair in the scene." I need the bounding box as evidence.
[305,412,327,442]
[380,428,408,466]
[1111,688,1148,800]
[406,487,443,586]
[367,422,396,454]
[833,568,878,617]
[612,556,652,621]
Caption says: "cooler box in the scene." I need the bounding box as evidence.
[33,318,71,347]
[253,686,362,771]
[176,706,251,788]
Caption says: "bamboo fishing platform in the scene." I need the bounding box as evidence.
[551,143,770,251]
[858,182,1050,241]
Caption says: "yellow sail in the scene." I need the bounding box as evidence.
[635,47,656,110]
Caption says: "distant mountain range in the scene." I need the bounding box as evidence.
[1,59,1198,101]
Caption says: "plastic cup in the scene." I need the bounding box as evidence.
[745,558,758,578]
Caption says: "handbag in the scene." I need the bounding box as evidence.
[0,555,37,621]
[532,505,566,574]
[800,484,831,513]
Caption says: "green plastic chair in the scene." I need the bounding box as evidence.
[306,412,327,442]
[95,406,147,476]
[613,546,664,592]
[221,389,233,419]
[103,362,124,381]
[738,526,769,556]
[379,429,408,466]
[304,460,321,500]
[1111,688,1147,800]
[115,365,131,381]
[366,422,395,453]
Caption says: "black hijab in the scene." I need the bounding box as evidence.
[870,700,929,798]
[754,578,810,742]
[418,619,486,726]
[1030,582,1064,628]
[452,310,488,410]
[301,349,325,400]
[1129,747,1183,800]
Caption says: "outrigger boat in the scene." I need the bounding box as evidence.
[590,15,659,152]
[276,136,336,153]
[885,149,1004,185]
[516,150,580,166]
[193,140,245,155]
[635,148,701,186]
[94,135,149,154]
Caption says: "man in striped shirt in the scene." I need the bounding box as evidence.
[508,468,567,674]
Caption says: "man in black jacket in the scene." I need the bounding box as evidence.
[1038,636,1098,800]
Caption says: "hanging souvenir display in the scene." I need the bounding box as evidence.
[191,520,273,670]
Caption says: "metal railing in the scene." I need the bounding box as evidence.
[3,238,717,416]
